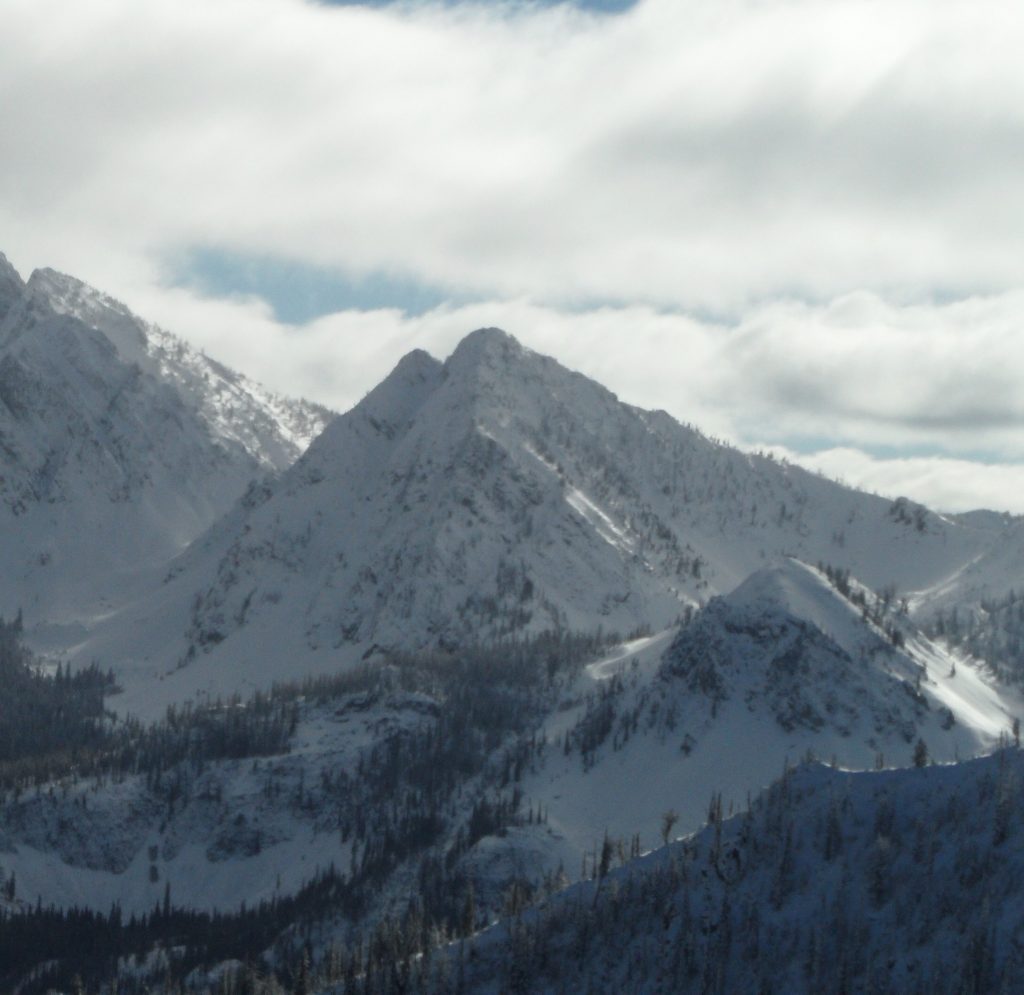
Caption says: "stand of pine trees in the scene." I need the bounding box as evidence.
[0,620,618,992]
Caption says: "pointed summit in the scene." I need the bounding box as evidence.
[18,267,150,365]
[439,327,581,423]
[23,267,96,312]
[450,326,517,353]
[376,347,445,417]
[321,347,442,442]
[445,327,527,375]
[0,257,333,626]
[0,252,24,328]
[389,346,444,388]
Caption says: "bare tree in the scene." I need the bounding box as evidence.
[661,808,680,845]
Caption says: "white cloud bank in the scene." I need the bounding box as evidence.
[126,286,1024,512]
[2,0,1023,511]
[767,447,1024,517]
[4,0,1024,308]
[134,287,1024,457]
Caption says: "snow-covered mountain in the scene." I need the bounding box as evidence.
[662,561,962,748]
[3,566,1012,926]
[0,257,331,626]
[5,608,1014,994]
[18,268,330,471]
[516,558,1017,868]
[73,327,1011,716]
[0,253,23,327]
[448,749,1024,995]
[1,295,1022,991]
[0,525,1018,989]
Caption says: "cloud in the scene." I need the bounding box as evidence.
[125,280,1024,460]
[4,0,1024,310]
[722,292,1024,454]
[3,0,1024,511]
[127,279,1024,514]
[765,447,1024,516]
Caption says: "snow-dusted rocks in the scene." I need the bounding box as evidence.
[663,562,937,742]
[74,327,1017,716]
[515,563,1019,868]
[657,560,1022,757]
[0,259,330,626]
[0,252,23,327]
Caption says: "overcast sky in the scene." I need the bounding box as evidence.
[3,0,1024,513]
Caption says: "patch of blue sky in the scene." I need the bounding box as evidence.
[167,248,461,324]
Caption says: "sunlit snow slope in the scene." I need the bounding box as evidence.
[73,329,1014,717]
[0,254,331,627]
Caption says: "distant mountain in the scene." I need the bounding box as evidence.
[77,327,1012,715]
[0,257,332,625]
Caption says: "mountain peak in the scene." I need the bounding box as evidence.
[725,560,828,616]
[0,252,22,285]
[25,266,89,303]
[362,345,444,424]
[25,267,129,321]
[17,267,149,368]
[307,346,443,460]
[446,327,525,372]
[0,252,24,328]
[0,251,19,277]
[393,346,443,379]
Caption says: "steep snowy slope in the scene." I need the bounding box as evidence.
[0,260,331,626]
[0,253,22,327]
[447,750,1024,995]
[0,573,1015,990]
[20,267,330,470]
[517,559,1018,864]
[75,328,1005,716]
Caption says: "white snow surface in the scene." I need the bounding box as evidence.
[0,562,1017,924]
[62,328,1021,718]
[454,750,1024,995]
[0,261,331,629]
[519,560,1020,866]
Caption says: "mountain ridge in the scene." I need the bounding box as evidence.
[0,256,333,627]
[60,327,1019,721]
[0,290,1020,990]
